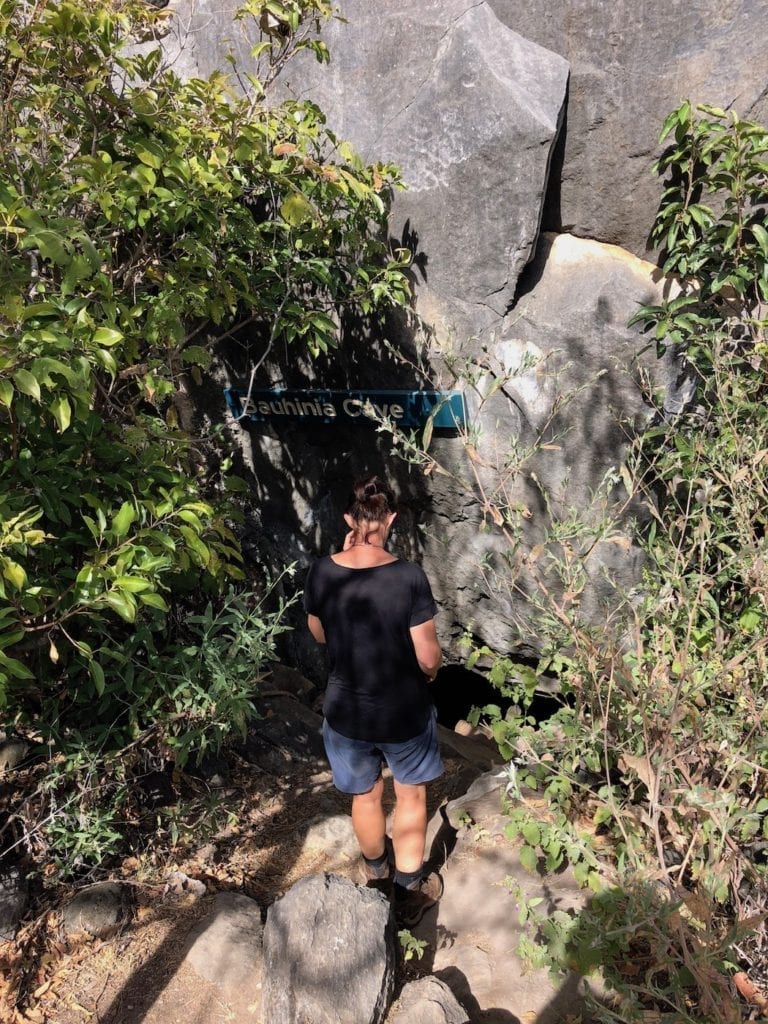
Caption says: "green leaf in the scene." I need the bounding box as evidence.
[519,844,538,872]
[133,138,165,169]
[0,380,12,407]
[112,501,136,539]
[49,394,72,432]
[103,589,137,622]
[224,475,249,494]
[0,650,34,679]
[139,591,169,612]
[113,575,151,593]
[179,525,210,567]
[0,630,25,650]
[2,560,27,590]
[751,222,768,257]
[93,326,124,347]
[181,346,212,368]
[281,193,315,227]
[13,369,41,401]
[89,659,106,697]
[522,822,541,847]
[31,229,69,265]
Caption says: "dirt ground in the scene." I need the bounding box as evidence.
[1,746,475,1024]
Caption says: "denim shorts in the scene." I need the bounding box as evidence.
[322,709,443,794]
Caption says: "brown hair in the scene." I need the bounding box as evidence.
[346,475,396,523]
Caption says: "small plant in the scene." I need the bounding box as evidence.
[398,928,427,962]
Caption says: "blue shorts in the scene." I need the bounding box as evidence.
[322,709,443,794]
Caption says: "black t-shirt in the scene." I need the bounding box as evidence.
[303,556,438,743]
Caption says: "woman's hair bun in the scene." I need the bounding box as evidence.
[347,475,396,521]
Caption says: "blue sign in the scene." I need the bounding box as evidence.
[224,388,466,429]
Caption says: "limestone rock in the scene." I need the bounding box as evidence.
[62,881,127,940]
[487,0,768,255]
[425,233,685,655]
[165,0,568,345]
[0,867,28,941]
[444,771,506,830]
[0,736,28,773]
[240,695,326,773]
[183,892,263,993]
[262,873,396,1024]
[386,976,469,1024]
[265,662,317,703]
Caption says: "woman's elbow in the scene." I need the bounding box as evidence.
[419,646,442,680]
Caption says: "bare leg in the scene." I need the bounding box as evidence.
[351,776,386,859]
[392,780,427,873]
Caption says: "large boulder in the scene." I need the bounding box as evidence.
[262,873,396,1024]
[424,233,685,654]
[163,0,569,345]
[487,0,768,255]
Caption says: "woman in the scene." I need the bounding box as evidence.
[304,475,443,923]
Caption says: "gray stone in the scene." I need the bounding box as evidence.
[0,867,28,941]
[425,797,591,1021]
[386,976,469,1024]
[240,695,326,773]
[265,662,316,702]
[184,892,263,992]
[424,232,684,655]
[165,0,568,346]
[262,873,396,1024]
[61,881,126,939]
[436,726,504,773]
[487,0,768,256]
[0,737,28,773]
[444,771,506,830]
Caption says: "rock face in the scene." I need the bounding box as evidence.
[0,736,28,773]
[487,0,768,255]
[210,234,681,665]
[165,0,569,345]
[163,1,729,662]
[262,873,396,1024]
[274,0,569,344]
[421,232,683,654]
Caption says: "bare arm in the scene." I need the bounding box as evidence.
[307,614,326,645]
[410,618,442,681]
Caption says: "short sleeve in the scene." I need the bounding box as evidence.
[409,565,438,627]
[303,561,320,615]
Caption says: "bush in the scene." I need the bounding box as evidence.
[0,0,409,878]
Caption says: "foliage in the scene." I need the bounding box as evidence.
[4,579,292,878]
[0,0,409,748]
[397,928,427,963]
[386,103,768,1022]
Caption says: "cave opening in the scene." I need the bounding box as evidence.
[431,662,567,733]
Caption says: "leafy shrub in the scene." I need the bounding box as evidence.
[0,0,409,742]
[0,0,411,903]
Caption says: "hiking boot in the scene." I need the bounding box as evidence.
[358,837,394,891]
[394,870,444,927]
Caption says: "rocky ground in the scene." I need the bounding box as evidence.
[1,682,595,1024]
